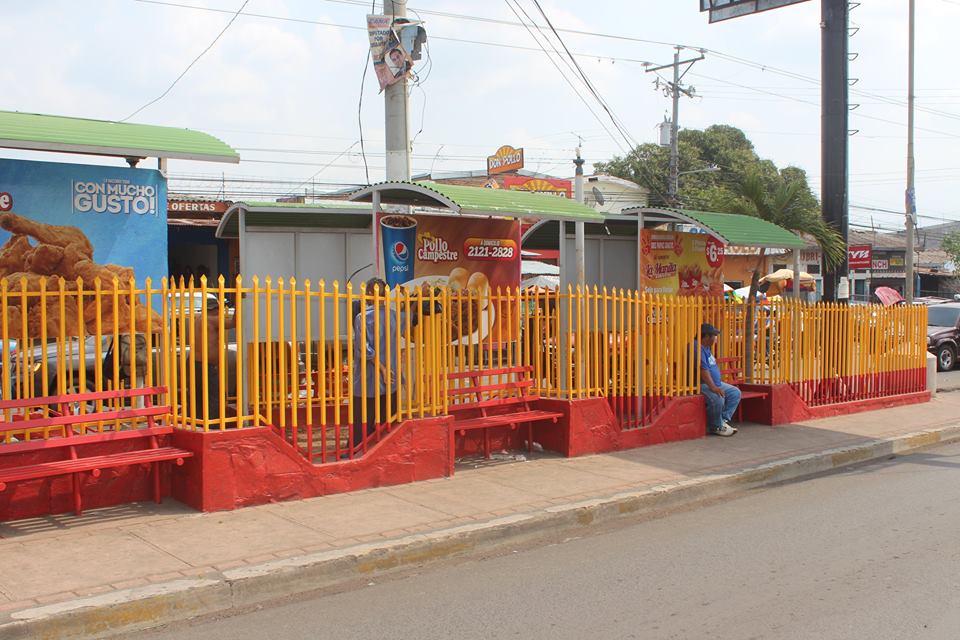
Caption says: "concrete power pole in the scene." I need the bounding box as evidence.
[905,0,916,303]
[574,147,586,286]
[645,48,704,205]
[384,0,411,182]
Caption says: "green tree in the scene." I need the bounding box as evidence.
[941,231,960,272]
[593,124,818,212]
[722,173,845,377]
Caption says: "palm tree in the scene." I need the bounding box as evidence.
[722,173,845,378]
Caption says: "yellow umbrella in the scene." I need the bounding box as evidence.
[760,269,815,296]
[760,268,815,284]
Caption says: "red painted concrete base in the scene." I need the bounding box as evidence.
[533,396,706,457]
[0,434,174,522]
[740,382,931,426]
[171,415,453,512]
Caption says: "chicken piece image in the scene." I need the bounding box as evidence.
[0,235,31,277]
[0,212,93,257]
[23,243,66,276]
[27,296,82,337]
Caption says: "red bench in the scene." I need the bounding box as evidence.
[0,387,193,516]
[447,366,562,462]
[717,357,769,423]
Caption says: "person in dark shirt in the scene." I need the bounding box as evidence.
[699,323,740,437]
[349,278,440,455]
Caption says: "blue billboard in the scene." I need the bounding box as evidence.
[0,158,167,284]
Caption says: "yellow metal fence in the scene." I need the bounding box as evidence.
[0,276,929,450]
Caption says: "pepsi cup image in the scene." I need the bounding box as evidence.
[380,215,417,286]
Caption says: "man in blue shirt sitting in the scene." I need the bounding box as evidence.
[699,323,740,437]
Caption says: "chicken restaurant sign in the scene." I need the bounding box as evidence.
[487,145,524,175]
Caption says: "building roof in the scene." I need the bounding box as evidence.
[0,110,239,163]
[849,229,906,250]
[216,201,372,238]
[349,181,603,222]
[623,208,806,249]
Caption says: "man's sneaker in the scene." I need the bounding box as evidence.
[711,424,736,437]
[723,421,738,434]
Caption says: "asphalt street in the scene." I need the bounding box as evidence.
[134,440,960,640]
[937,368,960,393]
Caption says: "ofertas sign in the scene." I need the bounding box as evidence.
[640,229,725,296]
[0,158,168,284]
[376,212,520,343]
[848,244,872,270]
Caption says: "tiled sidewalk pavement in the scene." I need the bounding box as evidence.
[1,393,958,615]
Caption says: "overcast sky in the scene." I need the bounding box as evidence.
[3,0,957,231]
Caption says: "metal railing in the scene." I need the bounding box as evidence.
[0,275,929,452]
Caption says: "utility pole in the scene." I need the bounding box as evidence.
[820,0,849,302]
[384,0,411,181]
[645,47,704,205]
[574,146,586,286]
[905,0,916,303]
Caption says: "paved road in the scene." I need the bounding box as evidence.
[938,368,960,392]
[136,442,960,640]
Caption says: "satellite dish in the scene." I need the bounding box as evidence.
[591,186,605,205]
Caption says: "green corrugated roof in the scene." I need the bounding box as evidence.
[349,180,603,221]
[216,201,372,238]
[237,201,370,210]
[0,111,239,163]
[675,209,805,248]
[621,207,806,249]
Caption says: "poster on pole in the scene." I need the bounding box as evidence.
[376,212,520,343]
[640,229,724,297]
[367,15,415,92]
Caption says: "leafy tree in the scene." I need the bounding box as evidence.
[593,124,818,212]
[941,231,960,272]
[722,173,845,377]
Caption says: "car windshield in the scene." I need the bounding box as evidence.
[927,306,960,327]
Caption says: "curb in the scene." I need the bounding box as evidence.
[4,424,960,640]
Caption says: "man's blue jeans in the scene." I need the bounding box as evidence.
[701,382,741,432]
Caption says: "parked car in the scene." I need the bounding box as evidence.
[927,303,960,371]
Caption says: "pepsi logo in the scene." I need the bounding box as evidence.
[392,241,409,261]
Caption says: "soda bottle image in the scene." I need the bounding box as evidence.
[380,215,417,287]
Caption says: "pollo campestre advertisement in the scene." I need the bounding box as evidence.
[640,229,724,297]
[0,158,167,335]
[376,212,520,344]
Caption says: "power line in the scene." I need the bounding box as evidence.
[529,0,638,149]
[501,0,626,154]
[123,0,250,122]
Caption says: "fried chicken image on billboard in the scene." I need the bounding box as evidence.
[0,212,159,336]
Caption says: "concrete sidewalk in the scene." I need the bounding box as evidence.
[2,393,960,639]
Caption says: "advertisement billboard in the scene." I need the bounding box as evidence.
[640,229,725,297]
[487,146,524,175]
[0,158,167,283]
[376,212,520,343]
[847,244,872,270]
[502,176,572,198]
[0,158,167,335]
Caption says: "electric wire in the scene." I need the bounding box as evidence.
[122,0,250,122]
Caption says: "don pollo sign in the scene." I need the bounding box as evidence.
[848,244,872,270]
[487,145,524,175]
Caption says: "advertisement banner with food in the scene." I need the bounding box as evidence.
[376,212,520,343]
[640,229,724,297]
[0,158,167,334]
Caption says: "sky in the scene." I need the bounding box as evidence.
[2,0,958,233]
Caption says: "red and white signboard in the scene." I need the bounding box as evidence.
[848,244,872,270]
